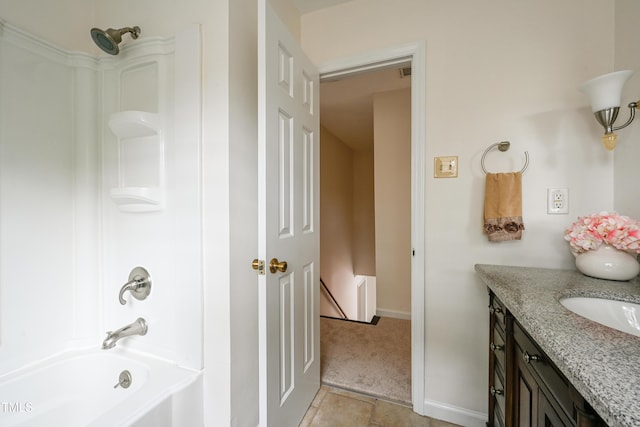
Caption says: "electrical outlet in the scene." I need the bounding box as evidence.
[547,188,569,214]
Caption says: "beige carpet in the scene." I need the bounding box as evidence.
[320,316,411,405]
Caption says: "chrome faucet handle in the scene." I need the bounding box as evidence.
[113,370,132,389]
[119,266,152,305]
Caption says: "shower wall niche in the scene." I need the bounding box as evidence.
[102,41,173,212]
[108,109,163,212]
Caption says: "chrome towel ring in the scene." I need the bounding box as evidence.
[481,141,529,174]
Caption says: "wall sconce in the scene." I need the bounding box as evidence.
[580,70,638,150]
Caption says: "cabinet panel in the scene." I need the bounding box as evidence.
[514,322,573,422]
[489,292,508,427]
[492,325,506,373]
[494,404,506,427]
[494,368,506,421]
[516,351,535,427]
[538,390,569,427]
[491,296,507,331]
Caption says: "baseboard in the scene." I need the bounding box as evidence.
[376,308,411,320]
[422,398,487,427]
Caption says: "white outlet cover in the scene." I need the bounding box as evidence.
[547,188,569,214]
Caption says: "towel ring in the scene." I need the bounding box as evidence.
[481,141,529,174]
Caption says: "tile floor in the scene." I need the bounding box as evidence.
[299,386,462,427]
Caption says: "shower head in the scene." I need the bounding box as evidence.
[90,26,141,55]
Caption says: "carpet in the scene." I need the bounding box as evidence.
[320,316,411,405]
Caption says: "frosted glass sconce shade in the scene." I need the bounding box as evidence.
[580,70,638,150]
[580,70,632,112]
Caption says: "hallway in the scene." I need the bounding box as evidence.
[320,316,411,404]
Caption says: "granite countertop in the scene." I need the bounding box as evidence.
[475,264,640,427]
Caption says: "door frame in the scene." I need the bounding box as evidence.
[317,41,426,414]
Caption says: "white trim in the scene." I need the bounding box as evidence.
[376,308,411,320]
[317,40,427,415]
[0,19,97,68]
[424,398,487,427]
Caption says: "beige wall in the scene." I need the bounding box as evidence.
[302,0,617,421]
[320,126,356,317]
[353,149,376,275]
[320,124,376,318]
[373,89,411,316]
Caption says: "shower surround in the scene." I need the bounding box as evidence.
[0,19,203,425]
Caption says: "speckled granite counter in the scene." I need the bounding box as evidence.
[475,264,640,427]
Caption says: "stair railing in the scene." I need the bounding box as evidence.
[320,277,348,320]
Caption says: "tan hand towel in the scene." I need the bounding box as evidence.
[483,172,524,241]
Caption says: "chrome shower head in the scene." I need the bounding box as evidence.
[90,26,141,55]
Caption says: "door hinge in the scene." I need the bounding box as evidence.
[251,259,266,275]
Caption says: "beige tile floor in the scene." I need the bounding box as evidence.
[299,386,462,427]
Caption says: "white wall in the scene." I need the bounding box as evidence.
[0,23,99,374]
[373,88,411,316]
[0,1,258,425]
[302,0,616,422]
[0,1,94,51]
[229,0,259,424]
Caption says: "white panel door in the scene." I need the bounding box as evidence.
[258,1,320,426]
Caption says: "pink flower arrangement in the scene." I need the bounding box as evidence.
[564,211,640,255]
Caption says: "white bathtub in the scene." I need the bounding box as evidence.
[0,348,202,427]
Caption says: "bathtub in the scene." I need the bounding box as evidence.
[0,348,202,427]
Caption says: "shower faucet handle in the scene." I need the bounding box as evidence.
[113,370,132,389]
[118,266,152,305]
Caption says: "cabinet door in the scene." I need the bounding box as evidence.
[538,390,568,427]
[515,354,535,427]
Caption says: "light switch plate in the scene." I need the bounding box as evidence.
[434,156,458,178]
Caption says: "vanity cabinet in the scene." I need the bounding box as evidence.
[513,321,573,426]
[488,291,606,427]
[489,292,513,427]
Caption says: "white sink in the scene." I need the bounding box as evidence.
[560,297,640,338]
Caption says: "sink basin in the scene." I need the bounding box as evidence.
[560,297,640,337]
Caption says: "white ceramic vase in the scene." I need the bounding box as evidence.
[575,244,640,281]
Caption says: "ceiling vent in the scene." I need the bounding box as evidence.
[399,66,412,78]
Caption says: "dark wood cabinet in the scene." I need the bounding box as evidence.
[487,291,606,427]
[489,292,512,427]
[513,321,572,427]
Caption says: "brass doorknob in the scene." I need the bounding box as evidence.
[269,258,288,274]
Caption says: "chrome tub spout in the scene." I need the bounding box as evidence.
[102,318,148,350]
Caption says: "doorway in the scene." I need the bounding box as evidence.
[319,63,412,404]
[316,42,426,414]
[319,64,411,322]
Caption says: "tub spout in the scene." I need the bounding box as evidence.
[102,318,148,350]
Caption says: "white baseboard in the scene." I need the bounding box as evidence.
[376,308,411,320]
[422,398,487,427]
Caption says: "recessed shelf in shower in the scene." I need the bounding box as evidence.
[108,110,164,212]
